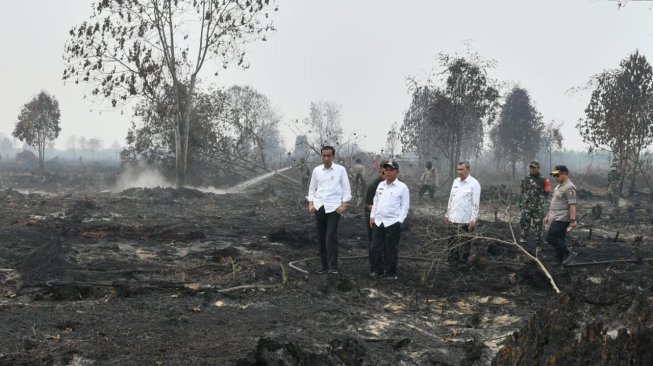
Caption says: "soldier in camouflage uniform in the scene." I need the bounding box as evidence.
[519,160,550,246]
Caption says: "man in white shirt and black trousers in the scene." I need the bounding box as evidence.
[445,161,481,262]
[308,146,352,274]
[369,160,410,280]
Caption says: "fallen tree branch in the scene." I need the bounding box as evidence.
[503,206,560,294]
[217,284,278,293]
[563,257,653,267]
[288,255,435,274]
[421,207,561,294]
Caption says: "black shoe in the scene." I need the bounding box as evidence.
[327,269,338,275]
[369,272,382,279]
[562,250,577,266]
[382,274,398,280]
[315,268,328,274]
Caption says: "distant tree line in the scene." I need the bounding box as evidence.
[397,47,653,199]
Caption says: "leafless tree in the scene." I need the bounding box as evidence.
[291,101,344,156]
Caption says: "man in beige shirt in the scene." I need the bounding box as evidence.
[543,165,577,265]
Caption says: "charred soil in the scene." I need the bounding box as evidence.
[0,172,652,365]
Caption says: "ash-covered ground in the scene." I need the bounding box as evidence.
[0,167,652,366]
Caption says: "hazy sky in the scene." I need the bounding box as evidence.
[2,0,653,154]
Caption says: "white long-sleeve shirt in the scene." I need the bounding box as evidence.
[371,179,410,227]
[446,175,481,224]
[308,163,352,213]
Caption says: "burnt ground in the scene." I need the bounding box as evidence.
[0,170,652,365]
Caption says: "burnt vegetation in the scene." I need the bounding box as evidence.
[2,1,653,366]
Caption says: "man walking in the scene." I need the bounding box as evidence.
[369,160,410,280]
[418,161,439,204]
[519,160,550,249]
[544,165,578,265]
[308,146,352,274]
[445,161,481,262]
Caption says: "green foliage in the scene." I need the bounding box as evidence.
[401,51,499,179]
[227,256,237,282]
[13,91,62,172]
[223,85,284,168]
[279,263,288,288]
[63,0,277,186]
[490,86,544,178]
[577,50,653,192]
[122,85,283,185]
[400,86,452,163]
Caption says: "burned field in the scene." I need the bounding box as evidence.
[0,173,652,366]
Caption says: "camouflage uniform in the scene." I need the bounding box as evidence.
[519,162,549,245]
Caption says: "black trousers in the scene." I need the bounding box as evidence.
[364,209,373,244]
[448,223,473,262]
[418,185,435,201]
[315,206,341,270]
[364,209,374,270]
[546,220,570,262]
[370,222,402,275]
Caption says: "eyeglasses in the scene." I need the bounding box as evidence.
[552,174,560,177]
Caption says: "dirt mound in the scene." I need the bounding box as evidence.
[493,276,653,366]
[66,198,98,222]
[120,187,205,200]
[19,239,72,286]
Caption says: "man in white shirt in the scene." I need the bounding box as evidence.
[308,146,352,274]
[445,161,481,262]
[369,160,410,280]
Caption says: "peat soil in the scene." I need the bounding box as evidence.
[0,173,652,365]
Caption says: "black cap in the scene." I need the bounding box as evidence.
[550,165,569,176]
[382,159,399,170]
